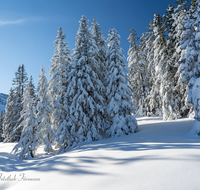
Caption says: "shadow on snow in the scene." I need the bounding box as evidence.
[0,117,199,176]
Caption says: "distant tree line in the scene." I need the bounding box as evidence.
[128,0,200,120]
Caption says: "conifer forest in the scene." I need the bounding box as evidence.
[1,0,200,160]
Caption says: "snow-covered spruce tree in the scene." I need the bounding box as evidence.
[3,87,22,142]
[12,85,37,159]
[28,75,36,100]
[106,28,138,137]
[127,28,150,116]
[139,33,152,116]
[176,1,197,117]
[145,20,156,117]
[178,0,200,116]
[28,75,38,110]
[146,20,155,79]
[91,18,109,129]
[161,3,185,120]
[91,17,107,83]
[36,66,53,153]
[10,86,24,141]
[63,15,106,150]
[2,88,15,142]
[172,0,189,68]
[48,27,71,153]
[153,9,182,120]
[5,64,29,142]
[172,0,191,116]
[148,13,165,116]
[127,28,139,108]
[49,27,71,131]
[0,111,4,142]
[12,64,29,98]
[160,4,183,120]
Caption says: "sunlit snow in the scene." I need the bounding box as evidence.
[0,117,199,190]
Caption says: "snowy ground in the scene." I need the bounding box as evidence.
[0,117,200,190]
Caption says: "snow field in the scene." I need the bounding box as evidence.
[0,117,200,190]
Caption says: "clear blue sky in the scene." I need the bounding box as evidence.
[0,0,177,94]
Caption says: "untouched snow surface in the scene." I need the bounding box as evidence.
[0,117,200,190]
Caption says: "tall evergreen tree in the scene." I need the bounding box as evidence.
[3,88,21,142]
[171,0,190,117]
[127,28,150,116]
[63,15,106,150]
[12,85,37,159]
[161,4,183,120]
[176,1,197,116]
[145,20,156,117]
[2,88,14,142]
[5,64,29,142]
[139,33,152,116]
[178,0,200,115]
[49,27,71,133]
[177,6,196,84]
[36,66,53,153]
[28,75,36,99]
[127,28,140,104]
[106,28,138,137]
[148,13,165,116]
[12,64,28,99]
[49,27,71,152]
[91,17,107,83]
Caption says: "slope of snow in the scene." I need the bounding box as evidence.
[0,117,200,190]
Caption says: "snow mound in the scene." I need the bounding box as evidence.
[0,117,200,190]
